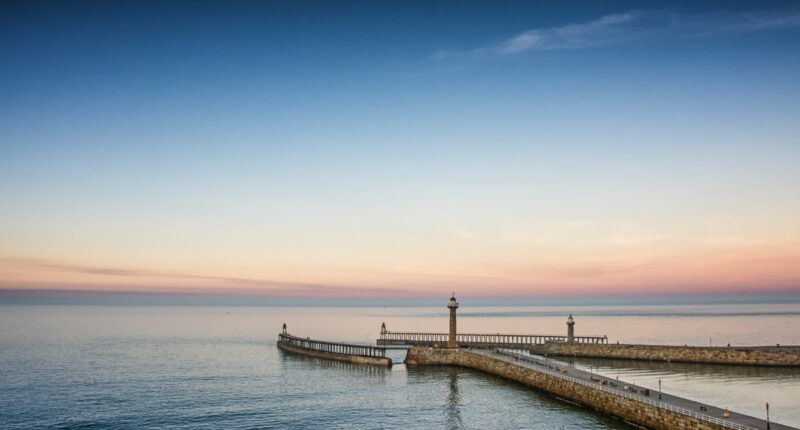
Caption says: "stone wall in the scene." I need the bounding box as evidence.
[530,343,800,367]
[277,341,392,367]
[405,347,730,430]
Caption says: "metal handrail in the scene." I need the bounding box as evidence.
[482,349,756,430]
[382,331,608,338]
[380,331,608,344]
[278,333,387,358]
[500,348,573,368]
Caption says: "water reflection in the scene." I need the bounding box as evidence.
[277,349,389,377]
[445,367,464,430]
[405,364,633,429]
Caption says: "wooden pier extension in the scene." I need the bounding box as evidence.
[277,332,392,367]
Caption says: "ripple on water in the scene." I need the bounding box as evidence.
[3,305,798,429]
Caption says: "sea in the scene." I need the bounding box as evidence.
[1,295,799,429]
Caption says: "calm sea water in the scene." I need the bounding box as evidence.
[1,302,799,429]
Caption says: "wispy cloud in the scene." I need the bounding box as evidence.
[434,9,800,58]
[0,257,421,298]
[682,9,800,35]
[483,12,640,56]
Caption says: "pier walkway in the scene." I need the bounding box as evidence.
[378,330,607,347]
[279,333,387,358]
[480,348,793,430]
[277,332,392,366]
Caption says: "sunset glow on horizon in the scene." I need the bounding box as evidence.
[2,1,800,298]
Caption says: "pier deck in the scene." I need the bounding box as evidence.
[277,332,392,367]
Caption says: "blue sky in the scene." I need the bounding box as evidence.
[1,1,799,297]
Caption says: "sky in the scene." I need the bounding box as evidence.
[1,1,799,298]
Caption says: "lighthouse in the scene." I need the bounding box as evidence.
[447,294,459,348]
[567,314,575,343]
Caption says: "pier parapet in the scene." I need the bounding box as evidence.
[531,342,800,367]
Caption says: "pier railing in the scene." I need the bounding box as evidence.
[486,349,756,430]
[278,333,387,359]
[379,331,607,346]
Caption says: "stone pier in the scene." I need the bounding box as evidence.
[400,296,797,429]
[405,347,794,430]
[531,342,800,367]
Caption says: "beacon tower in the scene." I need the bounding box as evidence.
[447,294,459,348]
[567,314,575,343]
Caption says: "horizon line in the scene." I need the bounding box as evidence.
[2,287,798,300]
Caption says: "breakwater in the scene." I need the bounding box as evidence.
[405,347,793,430]
[277,333,392,367]
[530,342,800,367]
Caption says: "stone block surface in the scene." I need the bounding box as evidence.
[405,347,734,430]
[530,343,800,366]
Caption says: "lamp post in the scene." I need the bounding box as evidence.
[767,402,770,429]
[658,379,662,400]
